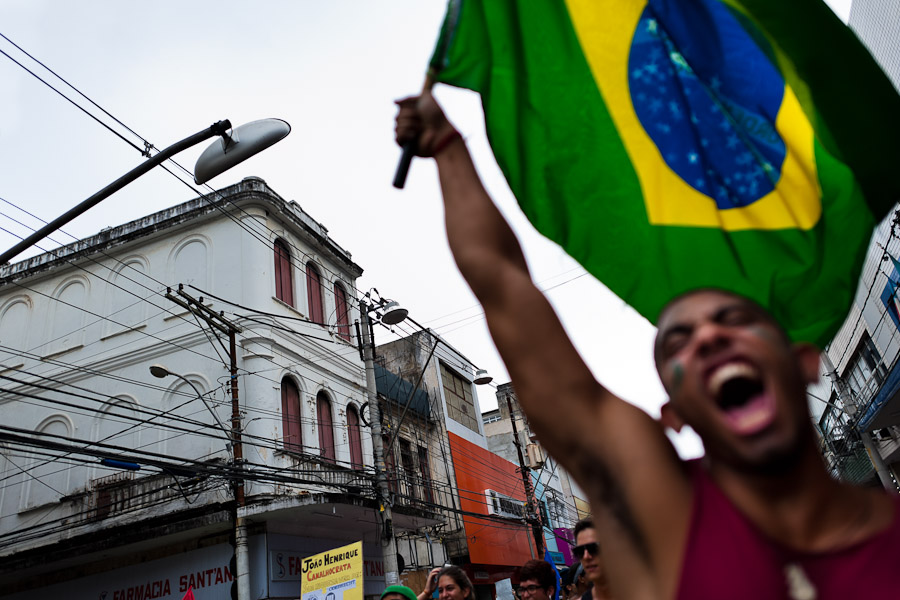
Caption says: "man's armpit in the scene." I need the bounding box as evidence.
[575,453,652,563]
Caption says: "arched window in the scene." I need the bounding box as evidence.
[317,392,335,462]
[334,283,351,342]
[274,239,294,306]
[26,417,71,508]
[307,263,324,324]
[282,378,302,451]
[347,405,363,467]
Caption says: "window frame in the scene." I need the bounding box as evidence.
[334,282,351,342]
[307,262,324,324]
[347,405,363,467]
[317,391,336,462]
[399,438,418,500]
[274,239,294,307]
[418,444,434,504]
[845,332,888,403]
[440,362,480,433]
[281,377,302,452]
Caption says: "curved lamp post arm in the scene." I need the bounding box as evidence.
[0,121,230,266]
[1,117,290,266]
[172,372,232,442]
[151,364,232,446]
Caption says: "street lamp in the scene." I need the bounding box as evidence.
[0,118,290,265]
[358,291,409,586]
[149,364,231,445]
[379,301,409,326]
[473,368,493,385]
[149,362,249,599]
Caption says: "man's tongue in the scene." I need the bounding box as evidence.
[720,390,776,435]
[710,363,775,435]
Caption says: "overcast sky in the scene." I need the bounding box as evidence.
[0,0,852,458]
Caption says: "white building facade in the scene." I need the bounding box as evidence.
[813,0,900,490]
[849,0,900,91]
[0,177,434,599]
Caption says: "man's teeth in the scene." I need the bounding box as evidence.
[708,363,759,397]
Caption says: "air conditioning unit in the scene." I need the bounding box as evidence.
[484,489,526,519]
[525,443,545,469]
[485,489,501,516]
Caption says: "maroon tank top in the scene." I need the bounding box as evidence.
[677,460,900,599]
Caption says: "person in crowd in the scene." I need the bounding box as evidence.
[518,559,557,600]
[419,565,475,600]
[382,585,420,600]
[570,564,588,600]
[573,519,611,600]
[561,563,588,600]
[395,90,900,599]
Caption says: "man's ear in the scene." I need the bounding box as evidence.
[793,343,821,385]
[660,402,684,433]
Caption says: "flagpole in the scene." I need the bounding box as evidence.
[392,75,435,189]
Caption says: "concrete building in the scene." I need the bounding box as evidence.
[0,178,438,600]
[816,211,900,491]
[848,0,900,91]
[483,384,584,566]
[376,331,534,599]
[813,0,900,490]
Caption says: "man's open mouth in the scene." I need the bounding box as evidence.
[708,362,776,435]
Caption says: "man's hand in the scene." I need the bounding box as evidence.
[395,91,459,158]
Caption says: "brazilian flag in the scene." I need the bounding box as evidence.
[429,0,900,346]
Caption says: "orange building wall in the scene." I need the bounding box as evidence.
[448,432,535,566]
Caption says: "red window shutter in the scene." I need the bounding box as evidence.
[347,406,363,467]
[334,283,351,341]
[281,378,301,451]
[274,240,294,307]
[307,263,324,324]
[317,393,335,462]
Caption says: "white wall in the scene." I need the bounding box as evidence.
[0,183,372,556]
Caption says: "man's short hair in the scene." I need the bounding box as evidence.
[520,559,556,592]
[573,517,594,540]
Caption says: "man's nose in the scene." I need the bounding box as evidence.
[692,321,730,356]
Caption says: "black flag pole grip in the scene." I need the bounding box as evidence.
[393,140,417,189]
[393,75,434,190]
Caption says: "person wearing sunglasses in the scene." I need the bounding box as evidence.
[572,520,611,600]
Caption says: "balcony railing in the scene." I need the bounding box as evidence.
[280,451,375,494]
[385,469,455,514]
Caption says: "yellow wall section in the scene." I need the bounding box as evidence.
[564,0,822,231]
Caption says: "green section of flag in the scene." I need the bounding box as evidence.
[428,0,898,346]
[721,0,900,214]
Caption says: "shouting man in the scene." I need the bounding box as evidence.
[395,91,900,599]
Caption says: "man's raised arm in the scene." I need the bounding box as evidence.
[395,92,692,594]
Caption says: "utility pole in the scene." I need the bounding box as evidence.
[821,352,897,492]
[166,285,250,600]
[506,396,544,557]
[358,301,400,585]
